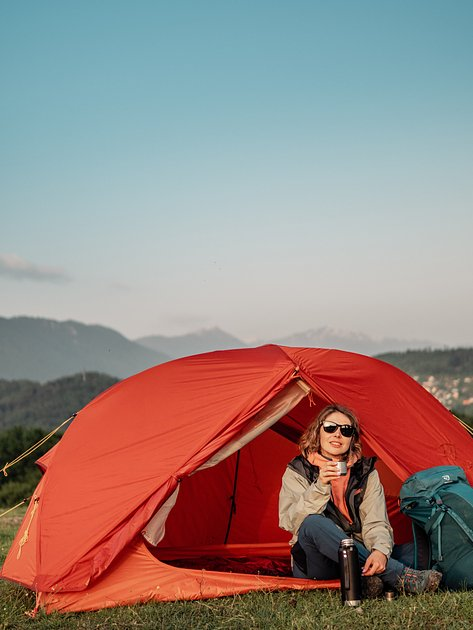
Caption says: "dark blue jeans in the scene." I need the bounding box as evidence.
[293,514,413,588]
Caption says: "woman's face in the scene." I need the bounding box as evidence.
[319,411,353,461]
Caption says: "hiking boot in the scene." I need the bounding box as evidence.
[396,567,442,594]
[362,575,384,599]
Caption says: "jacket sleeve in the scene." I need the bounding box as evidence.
[358,469,394,558]
[278,466,331,537]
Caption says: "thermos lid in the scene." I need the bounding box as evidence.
[340,538,355,548]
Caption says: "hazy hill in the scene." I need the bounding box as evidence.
[136,327,247,359]
[0,317,170,382]
[0,372,118,430]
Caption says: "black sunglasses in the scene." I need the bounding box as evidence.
[322,421,356,438]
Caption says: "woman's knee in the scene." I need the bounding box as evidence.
[299,514,333,540]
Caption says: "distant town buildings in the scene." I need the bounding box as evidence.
[416,375,473,414]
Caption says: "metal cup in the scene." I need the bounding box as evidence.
[336,461,347,476]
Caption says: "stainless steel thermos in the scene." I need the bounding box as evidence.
[338,538,362,606]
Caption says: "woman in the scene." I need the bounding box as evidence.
[279,404,441,595]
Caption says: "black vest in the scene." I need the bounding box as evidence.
[287,454,377,535]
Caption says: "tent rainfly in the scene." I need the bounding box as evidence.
[1,345,472,613]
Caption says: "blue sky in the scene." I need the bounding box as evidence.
[1,1,472,345]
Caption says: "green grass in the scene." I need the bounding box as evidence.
[1,510,472,629]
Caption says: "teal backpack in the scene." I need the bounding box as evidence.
[399,465,473,590]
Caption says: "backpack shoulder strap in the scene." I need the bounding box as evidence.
[425,492,473,562]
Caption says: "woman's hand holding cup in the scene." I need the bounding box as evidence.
[318,460,346,484]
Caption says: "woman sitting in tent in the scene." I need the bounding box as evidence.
[278,403,442,595]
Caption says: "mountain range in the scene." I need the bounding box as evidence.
[137,326,437,359]
[0,315,449,382]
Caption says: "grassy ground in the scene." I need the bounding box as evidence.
[1,510,472,630]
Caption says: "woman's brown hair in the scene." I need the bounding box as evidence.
[299,403,362,461]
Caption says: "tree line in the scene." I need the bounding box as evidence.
[0,426,61,507]
[377,347,473,377]
[0,372,118,431]
[0,373,118,507]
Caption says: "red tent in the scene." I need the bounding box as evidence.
[2,345,472,613]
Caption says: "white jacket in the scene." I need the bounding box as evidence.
[278,461,394,557]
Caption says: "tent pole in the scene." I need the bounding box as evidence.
[224,450,240,544]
